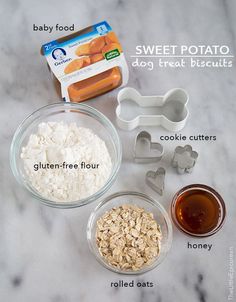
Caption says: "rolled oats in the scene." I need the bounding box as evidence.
[95,204,162,271]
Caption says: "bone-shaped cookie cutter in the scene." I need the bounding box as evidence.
[134,131,164,163]
[116,87,189,131]
[146,167,166,196]
[172,145,198,174]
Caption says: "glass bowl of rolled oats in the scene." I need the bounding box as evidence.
[87,191,172,274]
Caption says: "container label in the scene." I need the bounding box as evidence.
[105,49,120,60]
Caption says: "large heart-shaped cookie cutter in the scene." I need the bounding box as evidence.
[116,87,189,131]
[134,131,164,163]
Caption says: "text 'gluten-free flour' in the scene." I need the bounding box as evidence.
[21,122,112,202]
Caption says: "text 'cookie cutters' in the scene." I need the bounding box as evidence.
[116,87,189,131]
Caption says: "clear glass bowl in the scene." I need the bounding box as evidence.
[10,102,122,208]
[171,184,226,237]
[87,191,173,275]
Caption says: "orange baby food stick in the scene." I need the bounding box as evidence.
[82,56,91,67]
[75,43,90,56]
[102,43,122,54]
[89,36,106,54]
[105,32,119,45]
[64,58,84,74]
[90,53,104,64]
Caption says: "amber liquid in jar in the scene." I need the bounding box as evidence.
[174,188,223,235]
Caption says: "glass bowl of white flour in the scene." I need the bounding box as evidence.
[10,103,122,208]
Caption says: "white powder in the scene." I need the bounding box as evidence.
[21,121,112,202]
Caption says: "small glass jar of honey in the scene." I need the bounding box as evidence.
[171,184,226,237]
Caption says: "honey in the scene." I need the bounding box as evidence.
[171,184,226,237]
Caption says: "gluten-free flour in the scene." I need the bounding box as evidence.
[21,122,112,202]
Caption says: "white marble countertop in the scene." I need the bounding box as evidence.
[1,0,236,301]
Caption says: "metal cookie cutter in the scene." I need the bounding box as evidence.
[146,167,166,196]
[134,131,164,163]
[172,145,198,174]
[116,87,189,131]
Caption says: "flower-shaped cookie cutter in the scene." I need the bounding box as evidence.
[172,145,198,174]
[146,167,166,196]
[134,131,164,163]
[116,87,189,131]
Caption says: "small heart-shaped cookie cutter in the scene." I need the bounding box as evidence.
[116,87,189,131]
[134,131,164,163]
[146,167,166,196]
